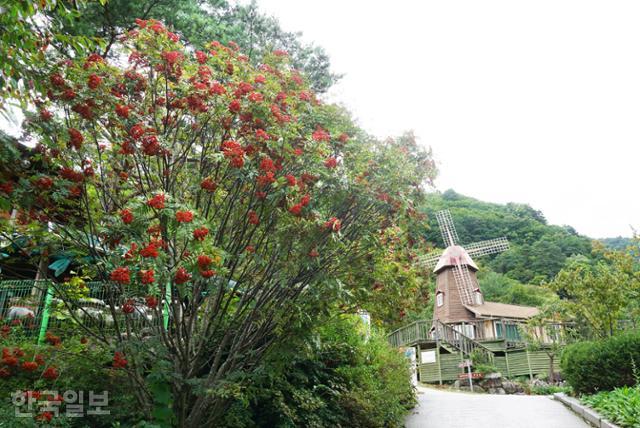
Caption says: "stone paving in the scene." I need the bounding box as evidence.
[405,386,589,428]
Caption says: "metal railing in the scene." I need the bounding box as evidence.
[0,280,168,344]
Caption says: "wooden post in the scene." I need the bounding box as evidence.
[525,348,533,380]
[505,351,511,378]
[437,344,443,385]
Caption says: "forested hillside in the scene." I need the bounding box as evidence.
[409,189,599,315]
[420,189,593,284]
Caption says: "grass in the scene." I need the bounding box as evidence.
[581,385,640,428]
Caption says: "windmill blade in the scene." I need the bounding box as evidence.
[465,237,509,259]
[417,249,444,269]
[451,262,476,306]
[435,209,459,247]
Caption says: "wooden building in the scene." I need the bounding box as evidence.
[388,210,561,383]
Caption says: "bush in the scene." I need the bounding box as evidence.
[528,384,572,395]
[0,335,142,427]
[220,316,415,427]
[561,332,640,394]
[582,385,640,428]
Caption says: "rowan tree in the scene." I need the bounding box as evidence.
[0,19,435,425]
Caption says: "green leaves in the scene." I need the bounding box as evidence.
[582,385,640,427]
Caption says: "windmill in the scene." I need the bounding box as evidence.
[420,210,509,307]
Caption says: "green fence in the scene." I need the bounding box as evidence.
[0,280,170,344]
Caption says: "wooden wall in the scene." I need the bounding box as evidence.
[418,347,561,384]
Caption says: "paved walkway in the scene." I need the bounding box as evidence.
[405,386,588,428]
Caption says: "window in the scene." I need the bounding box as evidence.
[474,289,483,305]
[436,292,444,307]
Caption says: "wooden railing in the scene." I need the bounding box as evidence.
[387,320,431,348]
[432,319,495,362]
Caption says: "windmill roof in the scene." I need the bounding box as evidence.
[463,301,540,319]
[433,245,479,273]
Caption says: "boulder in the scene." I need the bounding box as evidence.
[502,381,524,394]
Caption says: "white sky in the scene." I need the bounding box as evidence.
[254,0,640,238]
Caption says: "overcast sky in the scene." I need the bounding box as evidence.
[252,0,640,238]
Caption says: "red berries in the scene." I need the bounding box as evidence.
[39,109,53,121]
[288,204,303,216]
[197,255,212,269]
[120,209,134,224]
[197,255,216,278]
[195,50,207,64]
[110,267,131,284]
[193,227,209,241]
[255,129,269,141]
[221,140,245,168]
[174,267,192,284]
[21,361,38,372]
[162,50,182,64]
[139,242,159,258]
[68,128,84,149]
[140,269,155,284]
[248,210,260,225]
[129,123,145,139]
[115,104,130,118]
[87,74,102,89]
[248,92,263,103]
[113,352,127,368]
[122,300,135,314]
[35,177,53,190]
[228,99,241,114]
[175,210,194,223]
[200,178,217,192]
[200,269,216,278]
[147,193,166,209]
[145,295,158,308]
[312,127,330,142]
[324,217,341,232]
[324,157,338,169]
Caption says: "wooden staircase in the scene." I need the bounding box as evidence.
[388,319,495,362]
[432,320,495,362]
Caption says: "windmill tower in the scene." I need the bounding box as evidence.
[420,210,509,332]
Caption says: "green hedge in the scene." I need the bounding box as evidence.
[561,332,640,394]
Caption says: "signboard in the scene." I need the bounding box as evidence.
[458,372,484,380]
[458,359,472,368]
[420,350,436,364]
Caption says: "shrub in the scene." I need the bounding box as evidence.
[582,385,640,428]
[561,332,640,394]
[528,384,572,395]
[0,336,142,427]
[220,316,415,427]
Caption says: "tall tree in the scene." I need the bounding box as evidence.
[547,244,640,338]
[2,20,434,425]
[0,0,98,110]
[47,0,339,92]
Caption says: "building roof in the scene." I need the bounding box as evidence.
[433,245,479,273]
[463,301,540,319]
